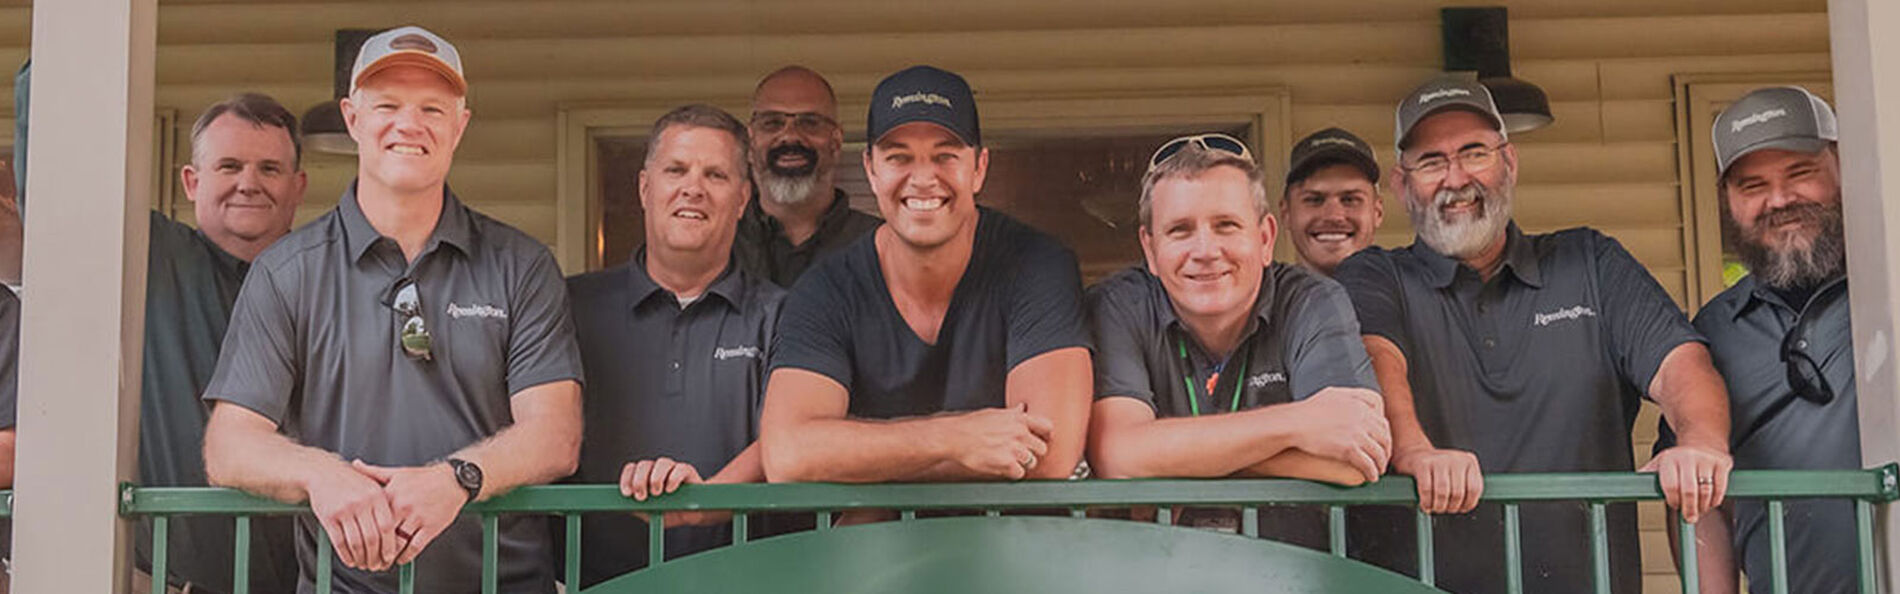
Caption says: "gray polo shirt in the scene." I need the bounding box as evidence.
[1671,275,1857,594]
[1334,223,1702,594]
[1086,263,1378,548]
[734,188,881,287]
[562,251,783,588]
[204,183,583,594]
[137,212,297,593]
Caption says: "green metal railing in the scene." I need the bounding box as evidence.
[117,465,1900,594]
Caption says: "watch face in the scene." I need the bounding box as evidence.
[454,461,482,489]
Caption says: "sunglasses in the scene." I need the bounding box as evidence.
[390,279,433,361]
[1736,282,1847,446]
[1148,133,1254,172]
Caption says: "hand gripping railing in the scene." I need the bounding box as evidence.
[115,465,1900,594]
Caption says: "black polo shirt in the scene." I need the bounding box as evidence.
[1087,263,1379,548]
[1665,275,1857,594]
[1334,223,1701,594]
[734,188,881,287]
[770,207,1090,419]
[205,183,583,594]
[563,252,783,588]
[136,212,297,593]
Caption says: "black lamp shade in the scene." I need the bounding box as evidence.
[301,100,354,155]
[1483,76,1553,133]
[1443,7,1553,134]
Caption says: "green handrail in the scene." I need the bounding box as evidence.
[113,465,1900,594]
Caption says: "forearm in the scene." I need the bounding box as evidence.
[765,414,979,483]
[1238,451,1369,486]
[1005,347,1092,480]
[0,428,15,489]
[1365,336,1434,453]
[1650,343,1731,451]
[452,402,581,500]
[1090,406,1302,479]
[203,409,353,504]
[706,442,765,484]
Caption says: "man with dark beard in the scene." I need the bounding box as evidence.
[1333,76,1734,594]
[1659,86,1857,594]
[735,66,881,287]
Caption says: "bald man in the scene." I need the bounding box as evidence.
[734,66,881,287]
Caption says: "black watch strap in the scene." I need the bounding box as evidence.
[446,458,483,503]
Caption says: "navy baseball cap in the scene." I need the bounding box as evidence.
[866,65,980,146]
[1712,86,1837,178]
[1288,127,1380,187]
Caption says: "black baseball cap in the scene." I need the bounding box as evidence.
[866,65,980,146]
[1288,127,1380,187]
[1712,86,1837,178]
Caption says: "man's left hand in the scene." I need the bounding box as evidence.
[1640,445,1732,524]
[352,460,469,566]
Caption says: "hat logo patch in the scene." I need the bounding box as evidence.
[1731,108,1789,134]
[1419,87,1472,104]
[389,34,438,53]
[1309,137,1357,149]
[892,92,952,110]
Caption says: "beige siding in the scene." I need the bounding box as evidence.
[0,1,1833,591]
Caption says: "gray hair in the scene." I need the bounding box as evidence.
[646,103,751,181]
[191,92,302,167]
[1137,142,1268,227]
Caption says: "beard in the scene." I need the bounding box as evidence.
[1404,179,1514,259]
[1730,199,1847,290]
[757,143,822,205]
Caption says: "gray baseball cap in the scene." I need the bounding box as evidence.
[351,25,466,96]
[1393,76,1508,152]
[1712,86,1836,177]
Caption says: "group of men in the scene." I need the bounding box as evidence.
[0,22,1859,594]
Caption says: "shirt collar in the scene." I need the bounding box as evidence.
[626,246,744,311]
[1413,222,1540,289]
[740,187,855,246]
[340,181,477,263]
[1736,273,1848,321]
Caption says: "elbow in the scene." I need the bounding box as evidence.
[760,438,811,483]
[201,424,237,488]
[1085,444,1150,480]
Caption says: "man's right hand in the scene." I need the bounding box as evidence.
[1285,387,1392,482]
[304,462,401,571]
[1392,447,1484,514]
[936,404,1054,480]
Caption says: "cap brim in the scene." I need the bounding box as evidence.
[1288,148,1380,186]
[1399,104,1505,150]
[1719,137,1831,176]
[354,52,467,96]
[871,114,976,146]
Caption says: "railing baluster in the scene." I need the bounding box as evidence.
[1504,504,1523,594]
[1156,506,1172,525]
[1241,507,1258,538]
[150,516,168,594]
[1859,499,1878,594]
[1415,509,1435,586]
[397,562,415,594]
[733,512,749,544]
[1678,513,1699,594]
[233,515,251,594]
[1769,499,1789,594]
[816,511,832,530]
[315,522,333,594]
[649,511,666,567]
[482,514,499,594]
[1589,502,1610,594]
[564,513,581,590]
[1328,505,1346,558]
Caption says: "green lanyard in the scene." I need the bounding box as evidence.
[1176,335,1245,417]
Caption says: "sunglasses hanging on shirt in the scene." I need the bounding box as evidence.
[389,279,434,361]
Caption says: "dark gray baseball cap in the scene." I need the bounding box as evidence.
[1393,76,1508,152]
[1288,127,1379,187]
[1712,86,1837,178]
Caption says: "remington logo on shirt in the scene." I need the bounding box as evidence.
[714,345,761,361]
[1248,372,1287,388]
[446,303,508,320]
[1533,305,1597,327]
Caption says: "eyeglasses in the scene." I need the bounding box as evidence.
[750,111,837,135]
[1148,133,1254,172]
[390,279,433,361]
[1400,142,1510,185]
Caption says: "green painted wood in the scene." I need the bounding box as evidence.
[1678,514,1699,594]
[583,517,1447,594]
[233,515,251,594]
[315,525,332,594]
[1415,509,1435,587]
[1504,504,1523,594]
[564,513,581,589]
[151,516,168,594]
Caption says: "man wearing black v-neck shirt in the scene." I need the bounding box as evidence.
[760,65,1093,486]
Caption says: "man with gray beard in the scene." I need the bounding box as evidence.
[734,66,881,287]
[1334,76,1734,594]
[1656,86,1857,594]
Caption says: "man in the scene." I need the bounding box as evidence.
[1279,128,1384,276]
[201,26,583,593]
[1084,133,1390,544]
[734,66,880,287]
[563,104,781,588]
[1334,76,1734,594]
[1662,86,1857,594]
[759,65,1093,487]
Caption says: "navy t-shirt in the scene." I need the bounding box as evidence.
[770,207,1091,416]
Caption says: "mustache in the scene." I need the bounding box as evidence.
[1434,183,1487,209]
[765,143,820,176]
[1754,202,1827,229]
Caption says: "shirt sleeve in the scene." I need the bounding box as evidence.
[504,249,584,396]
[1333,249,1411,359]
[1084,280,1156,409]
[768,265,857,392]
[1590,231,1704,396]
[0,286,19,430]
[1005,235,1092,369]
[203,262,301,424]
[1285,277,1382,401]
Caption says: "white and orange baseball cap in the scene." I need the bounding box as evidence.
[350,25,466,96]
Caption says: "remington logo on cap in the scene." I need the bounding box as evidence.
[1731,108,1790,134]
[389,34,438,53]
[1419,87,1472,105]
[892,92,952,110]
[1308,137,1358,149]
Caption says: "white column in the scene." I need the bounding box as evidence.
[13,0,155,593]
[1833,0,1900,588]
